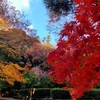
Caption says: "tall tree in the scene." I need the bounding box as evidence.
[47,0,100,99]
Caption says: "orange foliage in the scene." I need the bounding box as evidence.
[0,16,9,30]
[0,61,26,85]
[0,28,39,61]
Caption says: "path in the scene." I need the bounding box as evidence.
[0,97,21,100]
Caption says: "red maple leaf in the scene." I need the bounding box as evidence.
[47,0,100,99]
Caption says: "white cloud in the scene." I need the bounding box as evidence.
[8,0,31,10]
[8,0,22,10]
[22,0,30,9]
[28,25,34,29]
[8,0,41,11]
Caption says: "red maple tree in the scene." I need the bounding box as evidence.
[47,0,100,99]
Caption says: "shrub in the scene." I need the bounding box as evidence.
[82,89,100,99]
[50,88,71,99]
[11,88,100,99]
[33,88,51,98]
[14,89,29,99]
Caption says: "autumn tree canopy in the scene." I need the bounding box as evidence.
[47,0,100,99]
[0,0,36,36]
[0,28,39,63]
[0,16,9,30]
[0,61,26,86]
[0,0,41,87]
[22,42,55,71]
[0,2,40,64]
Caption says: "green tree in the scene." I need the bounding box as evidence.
[22,72,38,88]
[42,34,50,43]
[43,0,74,20]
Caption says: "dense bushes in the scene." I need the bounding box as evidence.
[51,88,100,99]
[33,88,51,98]
[82,89,100,99]
[50,88,71,99]
[13,88,100,99]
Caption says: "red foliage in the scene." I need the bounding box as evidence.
[47,0,100,99]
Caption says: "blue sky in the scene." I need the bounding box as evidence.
[8,0,56,44]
